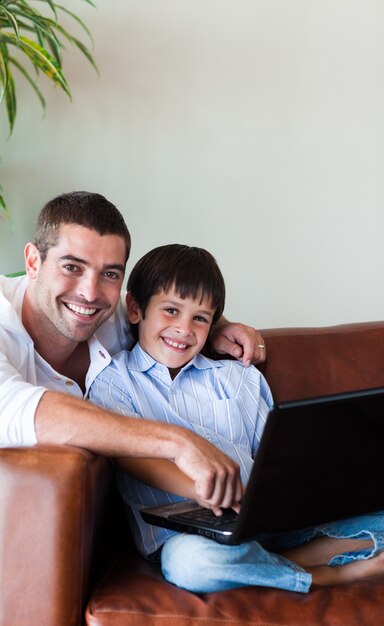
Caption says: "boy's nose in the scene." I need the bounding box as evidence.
[175,321,192,335]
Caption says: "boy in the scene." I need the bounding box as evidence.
[89,244,384,594]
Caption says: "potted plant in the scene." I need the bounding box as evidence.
[0,0,97,220]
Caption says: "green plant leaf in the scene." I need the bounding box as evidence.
[0,5,19,41]
[0,189,13,223]
[0,0,97,218]
[56,4,94,47]
[0,32,71,97]
[50,21,98,74]
[7,7,64,62]
[0,46,8,102]
[9,55,46,110]
[79,0,96,7]
[4,64,16,133]
[42,0,58,21]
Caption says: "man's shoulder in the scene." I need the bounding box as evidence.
[0,274,28,302]
[0,277,34,369]
[0,275,29,333]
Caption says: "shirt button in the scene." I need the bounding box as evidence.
[65,380,74,386]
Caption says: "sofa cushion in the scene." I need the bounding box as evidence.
[86,551,384,626]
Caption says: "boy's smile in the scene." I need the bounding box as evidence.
[127,287,216,377]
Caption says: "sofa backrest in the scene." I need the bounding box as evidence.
[259,321,384,403]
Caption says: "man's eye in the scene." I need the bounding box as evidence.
[63,264,78,272]
[104,271,120,280]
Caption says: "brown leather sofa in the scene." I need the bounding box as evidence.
[2,321,384,626]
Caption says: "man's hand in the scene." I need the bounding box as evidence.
[173,430,243,511]
[195,494,242,517]
[210,319,266,367]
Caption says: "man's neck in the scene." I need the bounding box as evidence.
[54,342,90,392]
[22,287,90,389]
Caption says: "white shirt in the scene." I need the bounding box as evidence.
[0,275,130,447]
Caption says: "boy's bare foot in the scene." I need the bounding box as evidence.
[308,551,384,587]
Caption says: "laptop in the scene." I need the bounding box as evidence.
[140,387,384,544]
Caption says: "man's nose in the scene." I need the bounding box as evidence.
[78,273,100,302]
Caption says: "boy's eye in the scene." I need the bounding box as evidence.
[165,308,178,315]
[194,315,209,323]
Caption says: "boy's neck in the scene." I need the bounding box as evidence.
[137,342,194,380]
[168,366,182,380]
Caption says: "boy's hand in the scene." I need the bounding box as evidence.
[210,319,266,367]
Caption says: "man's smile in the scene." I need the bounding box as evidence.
[64,302,99,317]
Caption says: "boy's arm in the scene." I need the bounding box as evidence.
[116,456,242,514]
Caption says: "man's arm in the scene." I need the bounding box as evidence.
[35,391,243,508]
[209,317,266,366]
[116,456,242,514]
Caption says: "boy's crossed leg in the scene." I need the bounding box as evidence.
[281,535,384,586]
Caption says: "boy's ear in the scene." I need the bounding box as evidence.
[126,291,142,324]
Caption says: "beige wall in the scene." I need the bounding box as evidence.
[1,1,383,327]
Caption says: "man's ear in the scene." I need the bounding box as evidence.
[24,243,41,278]
[126,291,142,324]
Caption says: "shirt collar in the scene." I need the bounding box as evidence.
[85,334,113,392]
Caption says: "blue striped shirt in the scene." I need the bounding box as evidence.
[89,344,273,557]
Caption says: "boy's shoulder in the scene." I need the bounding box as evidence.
[196,353,262,378]
[203,355,272,403]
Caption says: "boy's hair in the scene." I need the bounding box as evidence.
[127,244,226,340]
[33,191,131,262]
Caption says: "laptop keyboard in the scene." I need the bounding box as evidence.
[169,507,238,528]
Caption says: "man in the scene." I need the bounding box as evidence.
[0,191,266,509]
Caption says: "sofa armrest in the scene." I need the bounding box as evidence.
[0,445,113,626]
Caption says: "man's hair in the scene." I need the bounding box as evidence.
[127,243,226,340]
[33,191,131,262]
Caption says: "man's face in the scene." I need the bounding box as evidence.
[127,286,216,377]
[25,224,126,344]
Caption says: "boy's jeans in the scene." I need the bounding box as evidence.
[161,511,384,593]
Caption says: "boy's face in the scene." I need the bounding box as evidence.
[127,286,216,377]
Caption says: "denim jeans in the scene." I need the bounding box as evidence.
[161,511,384,593]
